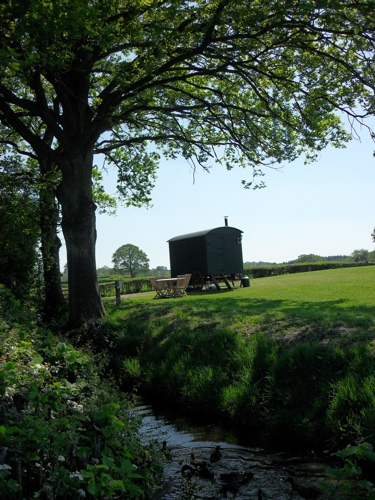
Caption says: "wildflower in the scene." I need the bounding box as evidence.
[70,472,84,480]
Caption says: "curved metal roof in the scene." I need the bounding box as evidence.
[167,226,243,242]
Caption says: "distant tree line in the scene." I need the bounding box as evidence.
[95,265,170,279]
[63,263,169,279]
[246,249,375,267]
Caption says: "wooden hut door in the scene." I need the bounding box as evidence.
[208,234,224,274]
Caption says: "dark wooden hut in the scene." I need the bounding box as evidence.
[167,222,244,289]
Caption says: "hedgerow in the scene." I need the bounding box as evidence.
[244,261,374,279]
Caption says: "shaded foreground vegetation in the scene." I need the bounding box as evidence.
[0,288,164,499]
[105,267,375,454]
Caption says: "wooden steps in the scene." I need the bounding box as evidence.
[210,274,233,291]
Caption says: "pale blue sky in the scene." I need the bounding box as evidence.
[60,121,375,270]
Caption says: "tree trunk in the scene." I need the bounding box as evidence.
[57,149,105,327]
[39,182,66,321]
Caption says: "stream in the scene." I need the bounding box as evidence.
[131,402,337,500]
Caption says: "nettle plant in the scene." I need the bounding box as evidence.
[0,292,162,499]
[322,442,375,498]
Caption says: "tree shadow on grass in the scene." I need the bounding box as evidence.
[112,294,375,352]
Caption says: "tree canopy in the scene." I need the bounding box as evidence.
[0,0,374,325]
[294,254,326,263]
[351,249,370,263]
[0,155,40,298]
[112,244,150,278]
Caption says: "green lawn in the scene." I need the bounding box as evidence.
[108,266,375,349]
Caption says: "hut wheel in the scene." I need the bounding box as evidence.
[191,271,204,290]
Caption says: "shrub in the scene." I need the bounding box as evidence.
[0,289,163,499]
[322,442,375,498]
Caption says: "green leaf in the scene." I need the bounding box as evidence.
[30,355,44,365]
[108,479,125,491]
[87,478,100,496]
[102,455,114,468]
[2,362,17,370]
[120,459,136,474]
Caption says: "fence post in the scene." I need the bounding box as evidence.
[115,280,123,305]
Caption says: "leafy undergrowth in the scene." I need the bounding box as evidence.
[323,442,375,498]
[0,287,163,499]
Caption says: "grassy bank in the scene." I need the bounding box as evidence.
[104,266,375,452]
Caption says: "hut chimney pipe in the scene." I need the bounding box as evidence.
[224,216,228,227]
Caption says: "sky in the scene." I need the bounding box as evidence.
[59,121,375,270]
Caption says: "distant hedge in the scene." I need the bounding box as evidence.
[99,278,153,296]
[62,277,156,298]
[244,261,374,279]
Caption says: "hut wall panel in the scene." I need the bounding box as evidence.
[169,236,207,277]
[168,226,244,278]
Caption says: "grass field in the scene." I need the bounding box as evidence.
[107,266,375,349]
[98,266,375,453]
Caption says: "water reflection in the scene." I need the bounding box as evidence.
[133,404,245,447]
[131,404,332,499]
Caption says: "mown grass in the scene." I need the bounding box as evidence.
[103,266,375,452]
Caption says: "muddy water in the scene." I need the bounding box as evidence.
[132,403,334,499]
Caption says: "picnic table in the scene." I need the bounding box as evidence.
[150,274,191,298]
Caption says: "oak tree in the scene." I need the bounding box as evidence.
[112,244,150,278]
[0,0,374,326]
[351,249,370,263]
